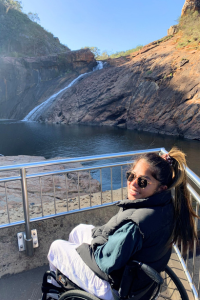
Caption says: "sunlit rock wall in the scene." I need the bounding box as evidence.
[182,0,200,15]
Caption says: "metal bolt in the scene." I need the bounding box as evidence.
[20,245,23,249]
[33,232,35,236]
[34,241,37,245]
[19,235,22,239]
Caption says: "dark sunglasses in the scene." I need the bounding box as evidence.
[126,172,150,189]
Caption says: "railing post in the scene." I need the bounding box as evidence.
[20,168,34,256]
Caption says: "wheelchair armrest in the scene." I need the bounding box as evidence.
[133,261,163,285]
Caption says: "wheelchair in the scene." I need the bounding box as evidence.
[41,260,189,300]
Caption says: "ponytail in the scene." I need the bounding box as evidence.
[168,148,199,249]
[134,148,199,250]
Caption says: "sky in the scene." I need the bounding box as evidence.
[21,0,185,54]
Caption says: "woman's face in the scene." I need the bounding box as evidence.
[127,159,163,200]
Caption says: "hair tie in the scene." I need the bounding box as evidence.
[161,154,173,167]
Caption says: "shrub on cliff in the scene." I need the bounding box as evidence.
[1,0,22,13]
[109,46,143,59]
[82,47,100,59]
[83,45,143,60]
[177,10,200,48]
[0,1,70,57]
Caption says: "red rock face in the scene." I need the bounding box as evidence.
[182,0,200,16]
[39,36,200,140]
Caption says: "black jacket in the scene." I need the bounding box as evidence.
[77,190,174,293]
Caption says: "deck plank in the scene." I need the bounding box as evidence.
[166,252,195,300]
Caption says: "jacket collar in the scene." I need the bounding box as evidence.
[117,190,172,209]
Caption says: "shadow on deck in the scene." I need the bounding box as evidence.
[0,264,48,300]
[167,252,195,300]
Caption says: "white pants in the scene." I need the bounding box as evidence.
[47,224,114,300]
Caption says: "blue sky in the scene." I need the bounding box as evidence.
[21,0,184,54]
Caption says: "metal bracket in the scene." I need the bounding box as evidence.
[17,229,39,251]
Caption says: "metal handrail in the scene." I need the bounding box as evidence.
[0,148,162,256]
[0,201,118,229]
[0,160,134,183]
[20,169,33,256]
[174,244,199,300]
[0,147,200,298]
[187,183,200,205]
[0,148,161,171]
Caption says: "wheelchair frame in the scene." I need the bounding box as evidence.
[41,261,189,300]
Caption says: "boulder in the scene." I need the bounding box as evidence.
[167,25,178,36]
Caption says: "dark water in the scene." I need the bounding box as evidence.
[0,120,200,190]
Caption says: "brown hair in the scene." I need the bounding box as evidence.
[132,148,199,249]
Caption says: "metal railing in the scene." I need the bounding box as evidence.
[0,147,200,298]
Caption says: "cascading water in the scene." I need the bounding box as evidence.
[93,61,104,70]
[23,61,104,122]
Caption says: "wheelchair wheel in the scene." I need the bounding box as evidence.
[59,290,100,300]
[158,266,189,300]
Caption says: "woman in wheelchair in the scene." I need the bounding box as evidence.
[45,148,198,300]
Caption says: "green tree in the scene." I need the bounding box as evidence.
[28,12,40,23]
[82,46,100,58]
[0,0,22,13]
[98,51,109,60]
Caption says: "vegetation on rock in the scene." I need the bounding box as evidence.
[109,46,143,59]
[0,0,70,57]
[83,45,143,60]
[27,12,40,23]
[1,0,22,13]
[166,0,200,50]
[176,10,200,49]
[82,47,100,59]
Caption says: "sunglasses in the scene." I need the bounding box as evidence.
[126,172,150,189]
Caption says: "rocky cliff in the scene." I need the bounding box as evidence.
[0,49,96,119]
[38,36,200,140]
[182,0,200,15]
[0,2,69,57]
[2,1,200,140]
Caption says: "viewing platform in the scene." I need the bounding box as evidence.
[0,148,199,300]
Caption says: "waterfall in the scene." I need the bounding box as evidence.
[23,61,104,122]
[93,61,104,70]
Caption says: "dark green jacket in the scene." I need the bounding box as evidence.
[77,190,174,293]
